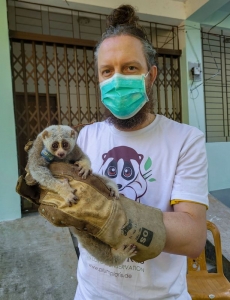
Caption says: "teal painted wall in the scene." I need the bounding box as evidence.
[202,10,230,29]
[206,143,230,191]
[202,10,230,192]
[179,20,206,133]
[179,20,230,192]
[0,0,21,221]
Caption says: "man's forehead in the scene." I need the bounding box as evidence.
[99,35,143,50]
[98,35,146,63]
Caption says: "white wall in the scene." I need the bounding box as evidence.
[0,0,21,221]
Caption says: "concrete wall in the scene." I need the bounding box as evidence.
[0,0,21,221]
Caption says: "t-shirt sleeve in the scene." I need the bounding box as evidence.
[170,132,209,208]
[76,126,88,151]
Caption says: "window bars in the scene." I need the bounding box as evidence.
[202,30,230,142]
[10,33,181,176]
[8,1,180,51]
[8,3,182,212]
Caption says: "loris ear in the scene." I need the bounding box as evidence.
[70,129,77,139]
[42,130,49,139]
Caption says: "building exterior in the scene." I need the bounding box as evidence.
[1,0,230,221]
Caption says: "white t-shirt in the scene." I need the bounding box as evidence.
[74,114,208,300]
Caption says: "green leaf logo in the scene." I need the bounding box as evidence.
[144,157,152,171]
[143,157,156,182]
[149,178,156,182]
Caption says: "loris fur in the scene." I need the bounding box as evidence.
[27,124,137,265]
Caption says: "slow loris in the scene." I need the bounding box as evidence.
[27,125,93,205]
[27,125,137,265]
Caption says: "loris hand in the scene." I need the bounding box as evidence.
[57,178,78,206]
[74,159,92,179]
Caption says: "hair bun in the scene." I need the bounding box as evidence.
[106,5,139,27]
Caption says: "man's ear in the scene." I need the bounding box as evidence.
[149,65,157,85]
[42,130,49,139]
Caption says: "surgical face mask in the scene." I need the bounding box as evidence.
[99,72,149,119]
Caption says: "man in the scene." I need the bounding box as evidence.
[74,4,208,299]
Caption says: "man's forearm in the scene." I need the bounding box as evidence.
[162,202,207,258]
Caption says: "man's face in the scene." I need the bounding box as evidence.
[97,35,157,129]
[98,35,149,82]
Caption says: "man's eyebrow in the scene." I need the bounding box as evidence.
[123,60,142,66]
[99,61,142,69]
[99,64,111,69]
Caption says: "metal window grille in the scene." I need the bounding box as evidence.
[154,54,181,121]
[9,5,182,212]
[11,38,100,164]
[202,30,230,142]
[11,35,182,167]
[8,1,180,50]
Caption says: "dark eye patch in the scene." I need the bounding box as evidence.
[62,141,69,149]
[52,141,59,150]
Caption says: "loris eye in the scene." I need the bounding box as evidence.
[52,142,59,150]
[62,141,69,149]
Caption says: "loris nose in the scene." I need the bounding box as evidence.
[117,184,122,190]
[58,153,65,158]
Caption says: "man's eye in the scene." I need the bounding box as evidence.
[52,142,59,149]
[128,66,136,71]
[102,69,111,77]
[124,66,138,74]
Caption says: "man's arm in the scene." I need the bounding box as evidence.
[163,201,207,258]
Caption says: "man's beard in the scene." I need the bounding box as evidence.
[103,83,155,130]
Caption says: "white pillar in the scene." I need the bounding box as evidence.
[179,20,206,135]
[0,0,21,221]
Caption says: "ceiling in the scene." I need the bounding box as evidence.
[218,1,230,12]
[13,0,230,27]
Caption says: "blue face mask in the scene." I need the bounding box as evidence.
[100,73,149,119]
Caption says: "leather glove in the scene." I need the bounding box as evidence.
[16,162,166,262]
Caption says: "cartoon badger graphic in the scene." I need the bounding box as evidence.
[99,146,148,202]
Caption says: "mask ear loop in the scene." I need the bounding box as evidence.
[144,71,150,78]
[145,69,155,89]
[143,71,150,102]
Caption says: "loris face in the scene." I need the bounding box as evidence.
[48,139,72,159]
[41,125,77,159]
